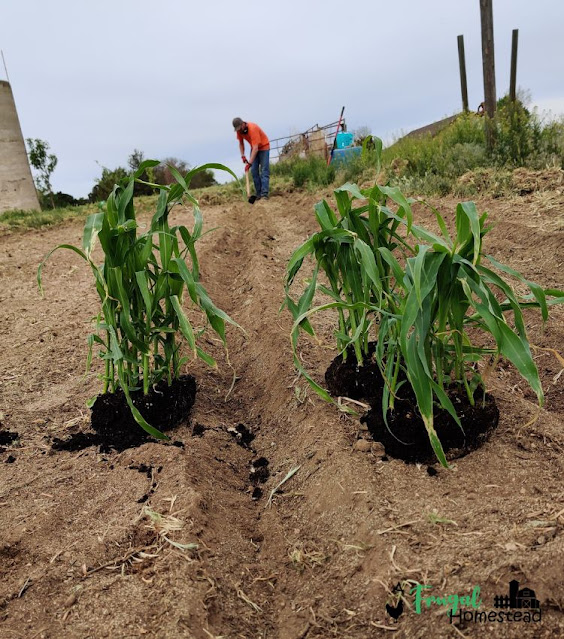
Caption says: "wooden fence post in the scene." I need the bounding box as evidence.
[457,35,469,112]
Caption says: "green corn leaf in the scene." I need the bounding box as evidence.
[353,238,382,294]
[82,213,104,256]
[497,322,544,405]
[171,257,198,304]
[117,177,135,223]
[196,346,217,368]
[135,271,153,321]
[335,182,364,200]
[484,255,549,322]
[151,189,169,227]
[38,243,89,294]
[314,200,338,230]
[121,381,168,440]
[170,295,196,355]
[132,159,161,180]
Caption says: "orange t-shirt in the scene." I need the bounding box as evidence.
[236,122,270,151]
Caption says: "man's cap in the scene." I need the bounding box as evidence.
[232,117,244,130]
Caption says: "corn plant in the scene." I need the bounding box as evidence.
[375,200,564,465]
[38,160,242,439]
[285,182,564,467]
[283,182,416,403]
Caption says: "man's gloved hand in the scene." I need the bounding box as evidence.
[244,163,251,173]
[241,155,248,164]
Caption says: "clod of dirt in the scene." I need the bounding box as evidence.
[353,439,372,453]
[128,463,153,478]
[51,432,101,452]
[192,423,206,437]
[0,430,19,446]
[249,457,270,484]
[227,423,255,448]
[50,376,197,454]
[363,388,499,464]
[325,343,383,401]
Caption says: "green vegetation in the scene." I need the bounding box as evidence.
[383,97,564,196]
[89,151,217,202]
[271,155,336,189]
[26,138,59,209]
[284,178,564,467]
[38,160,242,438]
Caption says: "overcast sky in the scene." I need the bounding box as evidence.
[1,0,563,199]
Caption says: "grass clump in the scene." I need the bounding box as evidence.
[0,203,95,231]
[38,160,243,438]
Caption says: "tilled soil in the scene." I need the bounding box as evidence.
[0,186,563,638]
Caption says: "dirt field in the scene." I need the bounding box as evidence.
[0,185,563,638]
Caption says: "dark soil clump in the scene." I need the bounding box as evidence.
[0,430,19,446]
[52,376,196,453]
[250,457,270,485]
[227,423,255,448]
[363,386,499,464]
[52,433,100,451]
[325,343,383,401]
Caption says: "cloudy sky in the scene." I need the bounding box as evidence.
[1,0,563,198]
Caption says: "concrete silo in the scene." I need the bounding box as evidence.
[0,79,40,213]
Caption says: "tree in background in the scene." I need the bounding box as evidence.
[89,164,129,202]
[89,151,217,202]
[354,126,372,147]
[153,157,216,188]
[26,138,58,209]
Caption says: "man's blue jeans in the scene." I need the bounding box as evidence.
[251,150,270,198]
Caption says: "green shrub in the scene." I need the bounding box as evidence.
[381,100,564,196]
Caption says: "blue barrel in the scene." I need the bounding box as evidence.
[336,132,354,149]
[331,146,361,167]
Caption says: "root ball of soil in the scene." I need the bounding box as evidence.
[325,343,383,401]
[363,388,499,465]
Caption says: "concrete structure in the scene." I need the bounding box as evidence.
[0,80,40,213]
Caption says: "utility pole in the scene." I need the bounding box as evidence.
[509,29,519,102]
[480,0,497,149]
[457,35,469,112]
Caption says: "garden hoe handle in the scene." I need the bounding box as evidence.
[327,105,345,166]
[245,169,256,204]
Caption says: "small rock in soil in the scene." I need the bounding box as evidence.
[353,439,372,453]
[371,442,386,457]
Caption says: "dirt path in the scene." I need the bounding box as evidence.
[0,188,563,638]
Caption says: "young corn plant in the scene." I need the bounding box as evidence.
[285,181,564,467]
[375,200,564,466]
[38,160,242,439]
[283,181,416,403]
